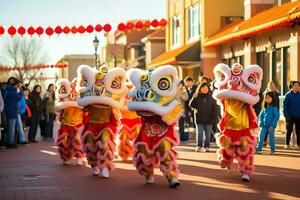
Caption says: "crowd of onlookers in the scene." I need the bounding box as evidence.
[0,77,56,149]
[0,75,299,154]
[179,76,300,154]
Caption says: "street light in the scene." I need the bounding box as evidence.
[93,36,99,68]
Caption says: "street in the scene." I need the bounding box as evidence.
[0,139,299,200]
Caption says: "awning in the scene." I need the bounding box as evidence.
[147,40,200,68]
[203,1,300,48]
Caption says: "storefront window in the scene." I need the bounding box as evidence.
[188,4,200,42]
[172,15,181,49]
[256,51,270,92]
[272,47,290,95]
[223,56,244,66]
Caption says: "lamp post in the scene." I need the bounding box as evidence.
[93,36,99,68]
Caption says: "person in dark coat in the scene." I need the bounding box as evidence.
[28,85,43,143]
[184,76,197,129]
[3,78,23,148]
[190,82,217,152]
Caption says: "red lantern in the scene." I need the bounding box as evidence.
[144,20,151,29]
[151,19,159,28]
[0,26,4,35]
[36,26,44,36]
[159,18,168,27]
[78,25,85,34]
[63,26,70,34]
[95,24,102,32]
[45,27,54,36]
[103,24,111,32]
[135,21,143,29]
[55,26,63,34]
[117,23,126,31]
[71,26,77,34]
[27,26,35,36]
[8,26,17,36]
[17,26,26,36]
[126,21,134,31]
[86,25,94,33]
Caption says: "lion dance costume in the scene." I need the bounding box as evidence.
[127,65,182,187]
[76,65,126,178]
[55,78,85,165]
[213,63,263,182]
[118,84,142,161]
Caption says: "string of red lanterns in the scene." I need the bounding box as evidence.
[0,19,168,37]
[0,63,68,72]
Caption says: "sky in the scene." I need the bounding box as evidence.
[0,0,166,64]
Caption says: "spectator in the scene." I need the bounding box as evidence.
[44,83,56,140]
[3,78,23,148]
[28,85,43,143]
[0,82,7,146]
[262,81,280,147]
[256,91,279,154]
[178,80,189,142]
[15,93,28,144]
[283,80,300,149]
[190,82,217,152]
[184,76,197,132]
[21,88,31,130]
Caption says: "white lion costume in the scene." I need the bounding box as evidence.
[76,65,126,178]
[127,65,182,187]
[55,78,85,165]
[213,63,263,182]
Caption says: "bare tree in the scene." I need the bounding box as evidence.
[0,37,48,85]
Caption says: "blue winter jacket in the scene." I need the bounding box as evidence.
[3,85,23,119]
[283,91,300,118]
[259,105,279,128]
[18,96,27,115]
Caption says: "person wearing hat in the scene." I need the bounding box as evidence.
[283,80,300,149]
[3,77,23,148]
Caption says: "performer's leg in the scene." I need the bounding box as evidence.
[133,144,155,183]
[236,135,256,181]
[97,129,116,178]
[84,133,99,175]
[57,129,72,163]
[118,128,130,161]
[157,139,180,187]
[216,134,234,170]
[71,131,85,165]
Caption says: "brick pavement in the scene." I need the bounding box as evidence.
[0,141,299,200]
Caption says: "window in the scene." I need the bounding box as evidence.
[172,15,181,48]
[271,47,290,95]
[223,56,244,67]
[188,4,200,42]
[256,51,270,91]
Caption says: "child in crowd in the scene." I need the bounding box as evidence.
[257,91,280,154]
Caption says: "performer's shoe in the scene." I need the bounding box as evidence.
[145,175,154,184]
[284,145,290,150]
[100,167,109,178]
[195,147,201,152]
[92,167,99,176]
[168,179,180,188]
[241,173,250,182]
[76,158,83,166]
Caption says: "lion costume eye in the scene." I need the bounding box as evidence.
[248,74,256,84]
[111,77,121,89]
[59,86,67,94]
[141,74,149,82]
[158,77,172,91]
